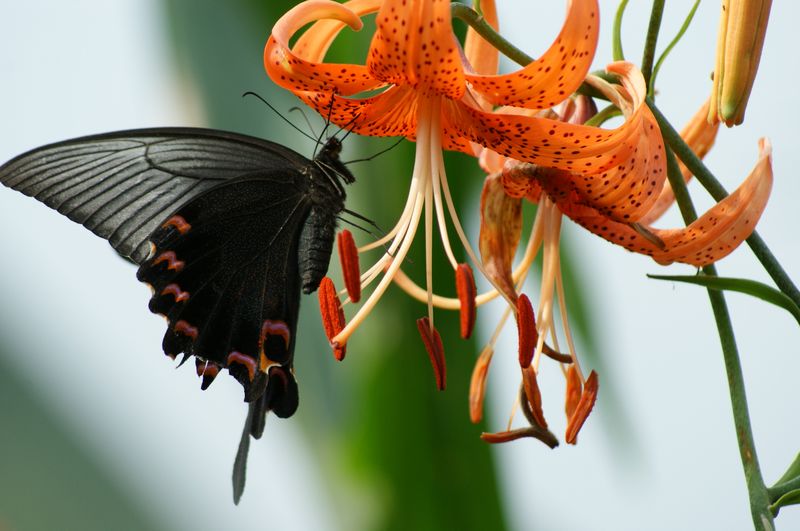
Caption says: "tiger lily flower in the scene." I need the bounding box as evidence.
[264,0,602,368]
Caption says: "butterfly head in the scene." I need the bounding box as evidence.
[314,136,355,187]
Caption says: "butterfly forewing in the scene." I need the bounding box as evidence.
[0,128,315,263]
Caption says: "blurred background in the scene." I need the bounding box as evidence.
[0,1,798,530]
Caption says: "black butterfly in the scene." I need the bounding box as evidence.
[0,127,354,503]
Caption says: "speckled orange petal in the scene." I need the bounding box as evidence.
[479,173,522,303]
[296,85,419,139]
[367,0,465,99]
[649,138,773,266]
[464,0,499,76]
[640,98,721,225]
[265,0,383,96]
[292,0,381,61]
[549,139,772,266]
[465,0,599,109]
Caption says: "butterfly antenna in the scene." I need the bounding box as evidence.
[344,137,405,164]
[343,208,384,234]
[314,94,337,157]
[288,106,319,138]
[337,215,395,256]
[334,112,362,144]
[242,91,316,142]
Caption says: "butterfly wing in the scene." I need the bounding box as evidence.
[0,128,314,264]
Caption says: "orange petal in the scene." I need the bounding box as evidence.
[640,98,721,225]
[649,138,773,265]
[265,0,383,96]
[367,0,466,99]
[464,0,499,76]
[469,346,494,423]
[479,173,522,302]
[566,370,598,445]
[465,0,599,109]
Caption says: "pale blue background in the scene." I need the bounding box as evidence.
[0,1,797,530]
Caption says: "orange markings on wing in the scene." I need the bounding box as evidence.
[227,351,256,382]
[565,370,599,445]
[318,277,346,361]
[153,251,185,272]
[161,283,189,302]
[162,215,191,235]
[416,317,446,391]
[173,320,198,340]
[259,320,291,350]
[516,294,538,368]
[337,230,362,303]
[455,263,477,339]
[522,366,548,429]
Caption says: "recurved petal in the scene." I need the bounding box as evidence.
[265,0,384,96]
[640,98,721,225]
[479,173,523,303]
[464,0,499,76]
[367,0,465,99]
[445,62,667,224]
[551,139,773,266]
[649,138,773,266]
[296,85,419,138]
[465,0,599,109]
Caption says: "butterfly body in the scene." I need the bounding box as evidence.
[0,127,354,502]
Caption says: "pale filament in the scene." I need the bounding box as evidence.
[555,256,584,380]
[331,98,435,344]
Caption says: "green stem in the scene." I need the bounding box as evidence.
[612,0,630,61]
[451,3,533,66]
[641,0,665,90]
[769,475,800,502]
[649,101,800,311]
[662,125,774,531]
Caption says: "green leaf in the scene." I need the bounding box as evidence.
[775,453,800,487]
[612,0,629,61]
[647,274,800,326]
[771,489,800,517]
[649,0,700,96]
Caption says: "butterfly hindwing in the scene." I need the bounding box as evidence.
[137,173,309,406]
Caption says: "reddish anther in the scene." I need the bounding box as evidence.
[455,263,477,339]
[521,366,548,429]
[565,370,599,445]
[337,230,361,303]
[318,276,347,361]
[565,365,582,419]
[416,317,446,391]
[516,294,537,368]
[480,426,559,449]
[469,346,493,423]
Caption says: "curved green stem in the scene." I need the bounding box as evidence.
[451,3,533,66]
[769,475,800,502]
[641,0,665,90]
[649,101,800,311]
[662,124,774,531]
[650,0,701,97]
[612,0,629,61]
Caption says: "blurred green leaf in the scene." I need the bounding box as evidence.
[771,489,800,517]
[648,274,800,325]
[775,453,800,487]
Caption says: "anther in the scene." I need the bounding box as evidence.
[416,317,446,391]
[469,345,493,423]
[565,365,582,419]
[455,263,477,339]
[565,370,598,444]
[516,294,537,368]
[521,366,547,429]
[337,230,362,303]
[481,426,559,449]
[318,277,347,361]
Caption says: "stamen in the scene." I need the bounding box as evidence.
[517,293,537,368]
[456,263,477,339]
[469,345,493,423]
[565,370,599,445]
[337,230,362,303]
[521,366,547,429]
[318,277,347,361]
[416,317,446,391]
[480,426,558,449]
[565,365,582,419]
